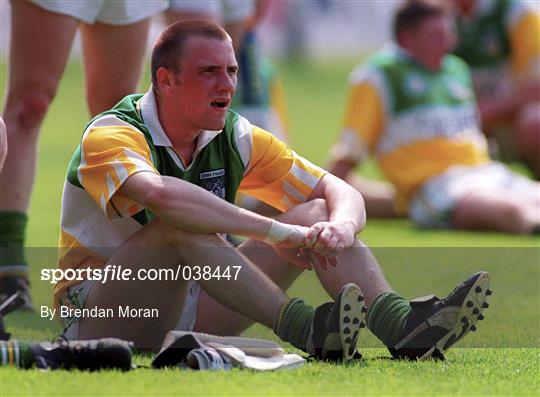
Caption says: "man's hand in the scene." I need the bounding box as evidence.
[263,220,308,247]
[306,220,357,260]
[263,221,315,270]
[267,219,359,272]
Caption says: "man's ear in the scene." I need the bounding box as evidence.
[397,29,415,49]
[156,67,175,93]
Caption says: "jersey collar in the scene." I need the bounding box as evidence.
[139,88,173,147]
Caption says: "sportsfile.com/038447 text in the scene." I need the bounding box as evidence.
[40,265,242,284]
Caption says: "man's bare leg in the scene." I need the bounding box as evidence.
[0,2,77,213]
[78,219,288,348]
[80,19,152,116]
[194,199,391,336]
[192,199,492,361]
[0,2,78,307]
[453,191,540,234]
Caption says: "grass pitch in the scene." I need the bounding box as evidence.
[0,58,539,396]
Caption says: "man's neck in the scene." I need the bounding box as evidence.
[417,56,443,72]
[399,47,443,72]
[156,98,201,148]
[156,96,201,166]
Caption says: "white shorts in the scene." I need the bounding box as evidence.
[31,0,168,25]
[60,279,201,340]
[409,163,539,229]
[168,0,254,23]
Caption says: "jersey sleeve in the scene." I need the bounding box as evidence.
[238,126,327,212]
[78,116,159,221]
[330,67,386,164]
[507,2,540,78]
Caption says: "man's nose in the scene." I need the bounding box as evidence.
[217,72,236,93]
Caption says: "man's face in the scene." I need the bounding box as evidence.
[453,0,476,15]
[170,36,238,132]
[405,15,457,67]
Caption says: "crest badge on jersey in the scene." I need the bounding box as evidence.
[200,169,226,199]
[404,73,427,96]
[447,80,471,101]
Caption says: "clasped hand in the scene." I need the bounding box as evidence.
[273,221,356,270]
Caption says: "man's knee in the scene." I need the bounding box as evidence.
[6,82,58,132]
[278,198,330,227]
[307,198,330,224]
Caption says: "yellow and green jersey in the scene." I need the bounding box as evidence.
[331,48,490,213]
[55,89,325,302]
[453,0,540,98]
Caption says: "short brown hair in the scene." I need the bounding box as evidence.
[393,0,450,41]
[151,20,230,88]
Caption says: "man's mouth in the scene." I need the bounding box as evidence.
[211,100,229,109]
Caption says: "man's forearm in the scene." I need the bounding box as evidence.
[327,187,366,234]
[311,174,366,233]
[124,173,274,240]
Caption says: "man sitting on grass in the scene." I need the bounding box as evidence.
[328,0,540,234]
[54,20,490,360]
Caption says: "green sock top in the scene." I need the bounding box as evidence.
[366,291,412,347]
[0,211,28,271]
[273,298,315,351]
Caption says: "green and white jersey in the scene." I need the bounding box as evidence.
[66,93,246,221]
[332,47,489,212]
[454,0,512,69]
[55,89,326,301]
[453,0,540,98]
